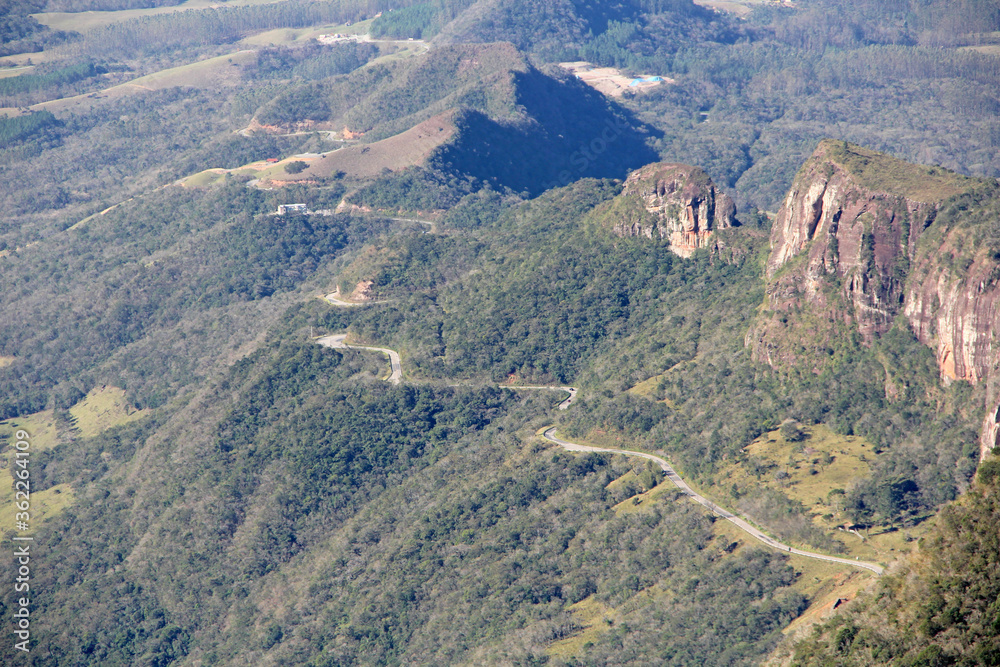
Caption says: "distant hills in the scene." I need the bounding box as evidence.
[256,42,659,195]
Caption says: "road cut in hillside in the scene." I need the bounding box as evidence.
[542,428,885,576]
[314,335,575,407]
[504,385,577,410]
[309,331,878,573]
[316,334,402,384]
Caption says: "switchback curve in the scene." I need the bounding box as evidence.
[312,333,880,574]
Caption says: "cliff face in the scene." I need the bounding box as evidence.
[611,163,736,258]
[762,142,941,343]
[749,140,1000,455]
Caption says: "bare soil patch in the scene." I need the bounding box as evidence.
[267,110,457,183]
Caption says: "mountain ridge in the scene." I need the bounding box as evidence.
[748,140,1000,457]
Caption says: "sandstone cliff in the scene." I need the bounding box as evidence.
[608,163,736,258]
[748,139,1000,455]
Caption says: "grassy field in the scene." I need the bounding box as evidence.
[0,356,14,368]
[240,17,374,46]
[820,139,973,203]
[550,423,923,566]
[266,111,456,182]
[0,409,71,532]
[0,65,36,79]
[626,365,686,407]
[33,0,283,34]
[962,44,1000,56]
[0,49,63,66]
[0,410,61,452]
[178,151,324,188]
[714,423,931,562]
[34,50,255,114]
[545,496,870,661]
[612,479,680,514]
[546,595,618,659]
[710,517,877,667]
[69,385,150,438]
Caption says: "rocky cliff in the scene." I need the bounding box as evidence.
[608,163,736,258]
[748,139,1000,455]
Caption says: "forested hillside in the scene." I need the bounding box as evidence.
[788,454,1000,666]
[0,0,999,664]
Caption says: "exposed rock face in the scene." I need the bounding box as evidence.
[613,163,736,258]
[749,139,1000,455]
[763,143,938,342]
[349,280,376,302]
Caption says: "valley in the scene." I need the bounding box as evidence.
[1,0,999,665]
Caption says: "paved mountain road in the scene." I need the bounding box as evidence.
[542,428,885,576]
[317,335,574,405]
[503,385,577,410]
[312,332,881,575]
[316,334,402,384]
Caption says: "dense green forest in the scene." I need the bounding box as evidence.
[0,0,999,664]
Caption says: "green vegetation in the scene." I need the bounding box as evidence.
[249,41,381,80]
[67,385,149,437]
[791,452,1000,666]
[0,62,104,99]
[0,109,58,147]
[44,0,185,12]
[820,140,972,203]
[0,337,807,665]
[0,1,997,663]
[370,3,440,40]
[71,1,379,58]
[0,0,75,57]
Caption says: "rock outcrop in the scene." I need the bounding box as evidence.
[762,141,943,343]
[749,139,1000,455]
[611,163,736,258]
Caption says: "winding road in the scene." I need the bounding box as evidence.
[504,385,578,410]
[316,334,402,384]
[312,331,882,575]
[542,428,884,575]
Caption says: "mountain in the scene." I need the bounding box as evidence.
[591,161,737,257]
[3,1,1000,663]
[254,42,659,195]
[747,140,1000,457]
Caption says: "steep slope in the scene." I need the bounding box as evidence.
[267,111,460,183]
[255,42,659,195]
[0,180,812,667]
[252,42,533,137]
[786,456,1000,666]
[747,140,1000,455]
[427,66,659,194]
[590,161,737,257]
